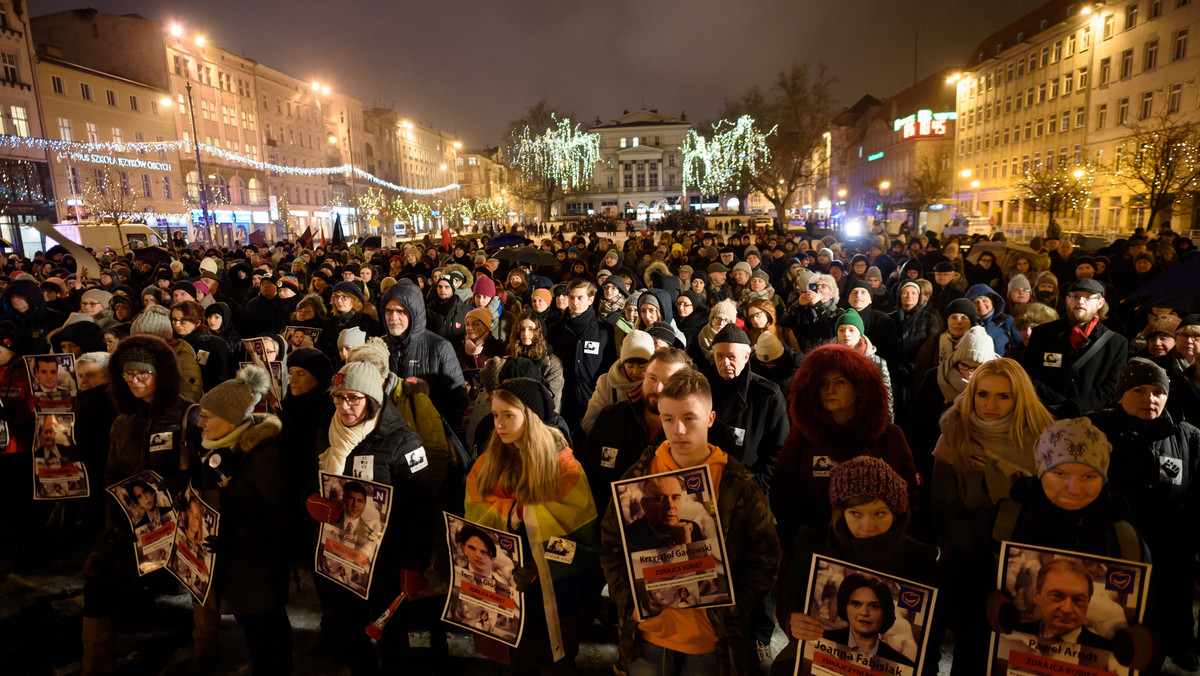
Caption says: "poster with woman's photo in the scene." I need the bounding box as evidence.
[283,326,321,351]
[988,542,1151,676]
[441,512,524,647]
[167,486,220,604]
[25,354,77,411]
[314,472,392,599]
[610,466,733,620]
[106,471,177,575]
[31,412,89,500]
[795,556,938,676]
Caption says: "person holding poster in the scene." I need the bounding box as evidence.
[27,354,77,406]
[190,364,292,676]
[80,334,193,676]
[306,344,441,674]
[464,377,602,672]
[775,456,940,676]
[105,472,176,574]
[32,412,89,500]
[600,368,779,675]
[442,515,524,646]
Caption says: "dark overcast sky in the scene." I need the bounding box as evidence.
[36,0,1040,146]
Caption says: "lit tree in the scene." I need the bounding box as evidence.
[897,156,951,220]
[721,63,839,221]
[681,115,773,213]
[1018,161,1096,223]
[1110,113,1200,229]
[356,188,400,231]
[81,167,140,249]
[505,101,601,222]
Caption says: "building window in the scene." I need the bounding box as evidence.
[106,89,117,106]
[1076,107,1086,127]
[173,55,183,76]
[1061,114,1070,132]
[668,153,675,167]
[1173,29,1188,61]
[1067,34,1076,56]
[1121,49,1134,78]
[10,106,29,137]
[0,51,16,82]
[51,75,64,94]
[1054,40,1062,62]
[92,169,106,194]
[80,83,92,100]
[1029,53,1037,73]
[1145,40,1159,70]
[1038,83,1047,102]
[86,122,99,142]
[1064,72,1074,94]
[1168,82,1183,112]
[1150,0,1162,18]
[623,173,632,189]
[69,167,81,194]
[58,117,72,141]
[1118,98,1130,124]
[1041,46,1050,67]
[111,127,122,143]
[1140,91,1154,119]
[1100,58,1111,84]
[1036,118,1045,136]
[1048,114,1057,133]
[1024,121,1032,140]
[620,138,627,148]
[1079,66,1089,88]
[1103,13,1114,40]
[1051,78,1059,99]
[119,171,132,196]
[129,95,139,112]
[632,137,639,147]
[141,173,153,198]
[1125,3,1139,30]
[1096,103,1108,128]
[1026,88,1035,107]
[1082,25,1092,50]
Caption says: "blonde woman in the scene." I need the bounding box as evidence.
[465,378,601,671]
[930,357,1055,673]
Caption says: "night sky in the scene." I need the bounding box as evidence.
[35,0,1040,147]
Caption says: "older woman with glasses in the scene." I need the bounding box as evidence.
[171,301,231,391]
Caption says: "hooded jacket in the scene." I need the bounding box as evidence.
[378,280,468,429]
[965,283,1018,355]
[4,279,64,354]
[771,345,918,553]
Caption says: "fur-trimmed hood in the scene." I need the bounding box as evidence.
[787,344,889,449]
[235,413,283,451]
[108,334,183,414]
[642,260,671,288]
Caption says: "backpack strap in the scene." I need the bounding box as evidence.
[1113,520,1142,562]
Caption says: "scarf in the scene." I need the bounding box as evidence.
[932,408,1035,504]
[697,323,721,355]
[319,409,378,475]
[1069,316,1100,351]
[937,331,960,366]
[935,357,969,403]
[201,420,251,450]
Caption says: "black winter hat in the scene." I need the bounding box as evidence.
[286,347,333,391]
[497,377,556,423]
[170,281,197,298]
[713,323,751,346]
[945,298,979,325]
[1116,357,1170,398]
[500,356,543,383]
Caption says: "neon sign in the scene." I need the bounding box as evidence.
[893,110,957,139]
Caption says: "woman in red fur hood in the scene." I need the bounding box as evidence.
[770,344,918,557]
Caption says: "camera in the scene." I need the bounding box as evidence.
[808,283,821,292]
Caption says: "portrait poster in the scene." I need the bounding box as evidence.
[610,465,733,620]
[795,556,938,676]
[283,325,321,351]
[988,542,1152,676]
[441,512,525,647]
[314,472,392,600]
[106,471,177,575]
[31,412,89,500]
[25,353,77,411]
[167,486,220,604]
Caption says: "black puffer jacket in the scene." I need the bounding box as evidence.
[548,305,616,424]
[426,292,469,343]
[379,280,467,430]
[181,330,231,391]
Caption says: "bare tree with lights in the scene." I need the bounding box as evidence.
[1018,161,1096,225]
[896,156,950,221]
[681,115,773,215]
[1109,113,1200,230]
[81,167,140,249]
[505,101,601,223]
[722,63,838,222]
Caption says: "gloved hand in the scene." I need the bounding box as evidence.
[306,494,342,524]
[400,569,427,599]
[203,534,224,554]
[512,565,538,593]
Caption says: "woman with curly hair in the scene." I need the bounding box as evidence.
[505,309,565,411]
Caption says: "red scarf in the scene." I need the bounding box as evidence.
[1069,316,1100,351]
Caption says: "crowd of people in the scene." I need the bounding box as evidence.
[2,216,1199,676]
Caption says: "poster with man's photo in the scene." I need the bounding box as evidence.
[314,472,392,599]
[284,326,321,351]
[794,556,938,676]
[988,542,1152,676]
[610,466,733,620]
[167,486,220,604]
[25,354,77,411]
[106,471,177,575]
[31,412,89,500]
[441,512,525,646]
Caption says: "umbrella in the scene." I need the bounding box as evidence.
[495,246,558,266]
[1123,254,1200,313]
[487,232,532,247]
[361,236,382,249]
[133,245,173,269]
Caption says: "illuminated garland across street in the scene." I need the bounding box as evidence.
[0,133,459,195]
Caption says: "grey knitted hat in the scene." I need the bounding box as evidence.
[331,359,384,406]
[338,326,367,349]
[130,305,173,340]
[1034,417,1112,480]
[200,365,270,424]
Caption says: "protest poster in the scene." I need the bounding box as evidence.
[0,421,8,451]
[314,472,392,599]
[988,542,1151,676]
[31,412,89,500]
[441,512,525,647]
[610,466,733,620]
[283,326,321,351]
[241,338,284,408]
[25,354,77,411]
[167,486,219,604]
[794,556,938,676]
[106,471,177,575]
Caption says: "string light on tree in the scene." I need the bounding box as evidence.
[1017,161,1097,221]
[511,115,601,191]
[681,115,773,197]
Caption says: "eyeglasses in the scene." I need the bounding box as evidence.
[956,362,980,376]
[170,317,193,325]
[81,301,103,309]
[122,370,155,383]
[332,393,366,406]
[1066,293,1102,303]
